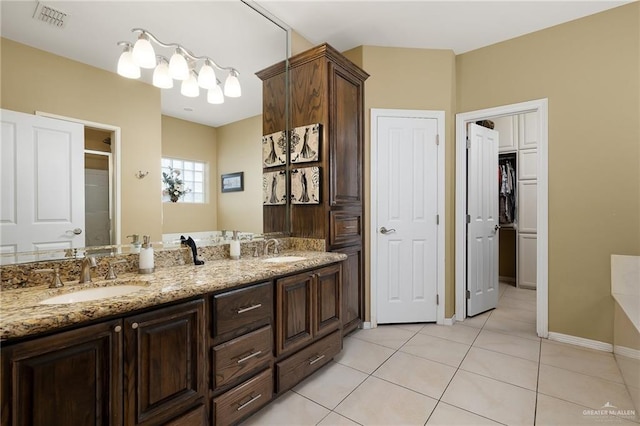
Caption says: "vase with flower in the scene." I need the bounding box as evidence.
[162,167,191,202]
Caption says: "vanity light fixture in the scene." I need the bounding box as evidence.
[181,71,200,98]
[207,83,225,105]
[116,42,140,79]
[152,56,173,89]
[117,28,241,102]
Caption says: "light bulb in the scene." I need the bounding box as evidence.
[117,46,140,79]
[181,71,199,97]
[207,84,224,104]
[132,33,156,69]
[197,60,217,89]
[152,58,173,89]
[224,69,241,97]
[169,49,189,80]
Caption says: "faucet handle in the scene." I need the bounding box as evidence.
[33,267,64,288]
[105,259,127,280]
[252,246,260,257]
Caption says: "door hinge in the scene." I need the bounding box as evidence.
[466,290,471,299]
[436,134,440,146]
[436,294,439,305]
[466,214,471,224]
[436,214,440,225]
[466,137,471,149]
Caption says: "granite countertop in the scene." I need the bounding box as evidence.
[0,251,346,342]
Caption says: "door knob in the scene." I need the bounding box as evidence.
[380,227,396,235]
[71,228,82,235]
[494,225,501,232]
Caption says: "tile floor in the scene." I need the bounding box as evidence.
[242,283,638,425]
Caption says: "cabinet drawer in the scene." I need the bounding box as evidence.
[329,212,362,246]
[213,326,273,389]
[276,329,341,393]
[213,368,273,426]
[213,282,273,342]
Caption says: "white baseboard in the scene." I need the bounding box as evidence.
[362,322,373,330]
[548,332,613,353]
[614,345,640,360]
[443,317,456,326]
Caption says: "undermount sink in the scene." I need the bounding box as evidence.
[40,284,146,305]
[262,256,307,264]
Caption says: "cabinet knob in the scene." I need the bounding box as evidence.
[113,325,122,333]
[131,322,139,329]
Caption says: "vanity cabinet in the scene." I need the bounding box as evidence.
[210,282,274,426]
[1,319,123,426]
[257,44,368,336]
[275,263,342,393]
[124,300,206,426]
[1,299,206,426]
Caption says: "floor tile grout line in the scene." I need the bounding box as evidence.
[471,342,540,363]
[326,327,423,425]
[539,361,631,386]
[533,333,542,425]
[456,364,539,393]
[425,310,488,423]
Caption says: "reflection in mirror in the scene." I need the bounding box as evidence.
[0,1,289,264]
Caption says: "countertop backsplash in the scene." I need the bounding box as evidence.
[1,237,325,291]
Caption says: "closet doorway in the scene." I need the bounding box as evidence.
[455,99,549,338]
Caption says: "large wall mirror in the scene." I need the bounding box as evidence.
[0,1,289,264]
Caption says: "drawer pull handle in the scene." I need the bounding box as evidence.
[308,354,325,365]
[237,304,262,314]
[237,394,262,411]
[343,226,357,230]
[237,351,262,364]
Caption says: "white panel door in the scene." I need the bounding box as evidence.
[0,109,85,257]
[467,124,500,316]
[518,233,537,289]
[376,116,439,323]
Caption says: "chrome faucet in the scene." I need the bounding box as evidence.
[264,239,280,256]
[79,256,97,283]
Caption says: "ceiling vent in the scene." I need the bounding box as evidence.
[32,2,68,28]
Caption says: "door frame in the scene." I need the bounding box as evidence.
[370,108,446,327]
[455,99,548,338]
[36,111,122,246]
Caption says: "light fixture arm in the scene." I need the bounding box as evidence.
[130,28,237,75]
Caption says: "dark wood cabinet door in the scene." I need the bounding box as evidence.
[335,246,363,335]
[313,264,342,337]
[276,272,314,356]
[124,299,205,426]
[1,319,123,426]
[329,64,364,207]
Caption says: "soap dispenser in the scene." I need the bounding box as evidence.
[127,234,141,253]
[139,235,155,274]
[230,230,241,260]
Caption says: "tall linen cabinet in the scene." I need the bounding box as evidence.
[257,44,369,335]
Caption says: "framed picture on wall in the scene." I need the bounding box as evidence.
[263,170,286,205]
[290,123,320,164]
[221,172,244,193]
[262,130,287,168]
[291,166,320,204]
